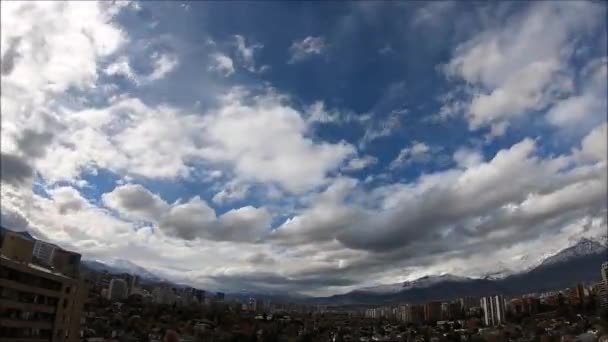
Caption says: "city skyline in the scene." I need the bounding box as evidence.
[1,1,607,297]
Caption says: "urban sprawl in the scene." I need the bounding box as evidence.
[1,227,607,342]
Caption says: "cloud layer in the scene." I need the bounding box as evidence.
[1,1,606,296]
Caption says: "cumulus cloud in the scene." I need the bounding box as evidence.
[288,36,326,64]
[274,138,606,259]
[576,123,607,163]
[101,184,271,243]
[198,90,355,193]
[158,197,271,243]
[212,181,250,204]
[147,52,178,80]
[389,141,432,169]
[209,52,235,76]
[342,155,378,172]
[104,52,178,84]
[233,35,263,72]
[0,153,34,186]
[102,184,169,222]
[2,1,606,296]
[443,1,604,135]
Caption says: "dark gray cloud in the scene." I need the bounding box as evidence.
[159,200,271,243]
[271,139,607,283]
[16,129,54,159]
[209,272,358,294]
[0,209,29,230]
[102,184,168,222]
[0,153,34,186]
[1,37,21,76]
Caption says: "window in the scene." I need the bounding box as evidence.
[65,286,71,294]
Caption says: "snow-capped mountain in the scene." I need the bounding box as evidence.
[540,238,607,267]
[356,274,471,294]
[318,237,607,305]
[401,274,469,289]
[82,258,163,281]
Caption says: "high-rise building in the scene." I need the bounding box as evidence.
[459,296,479,311]
[0,227,87,341]
[440,302,450,320]
[480,295,506,326]
[107,278,128,302]
[601,261,608,283]
[567,284,585,306]
[248,297,257,312]
[32,240,58,266]
[398,304,424,323]
[152,286,176,305]
[118,273,139,294]
[424,301,442,323]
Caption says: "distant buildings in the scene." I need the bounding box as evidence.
[398,304,424,323]
[567,283,585,306]
[598,262,608,309]
[107,278,129,301]
[0,227,87,341]
[424,301,442,323]
[509,297,540,316]
[152,286,177,305]
[480,295,506,326]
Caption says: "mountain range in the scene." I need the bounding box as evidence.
[81,258,164,283]
[315,237,607,305]
[80,237,607,304]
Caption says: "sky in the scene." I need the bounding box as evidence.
[0,1,606,297]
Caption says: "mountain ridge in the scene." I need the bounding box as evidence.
[316,237,607,304]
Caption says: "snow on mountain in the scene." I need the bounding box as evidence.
[540,238,607,267]
[82,258,162,281]
[356,274,471,295]
[356,282,407,294]
[401,274,470,289]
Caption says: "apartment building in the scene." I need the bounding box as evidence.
[0,227,87,341]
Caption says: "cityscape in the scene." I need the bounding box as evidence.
[1,227,607,341]
[1,1,607,342]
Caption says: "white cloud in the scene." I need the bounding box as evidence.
[576,123,607,163]
[288,36,326,64]
[198,90,355,193]
[2,1,606,296]
[453,148,483,168]
[389,141,431,169]
[443,2,604,135]
[233,34,263,72]
[148,52,179,80]
[104,56,137,81]
[545,58,607,133]
[209,52,235,77]
[104,52,178,85]
[342,155,378,172]
[1,1,126,156]
[212,181,250,204]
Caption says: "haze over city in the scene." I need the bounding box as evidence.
[1,0,607,299]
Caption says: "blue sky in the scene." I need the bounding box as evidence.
[1,1,606,295]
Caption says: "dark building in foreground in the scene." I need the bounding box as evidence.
[0,227,87,341]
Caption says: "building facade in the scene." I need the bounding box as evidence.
[32,241,58,266]
[424,301,442,323]
[480,295,506,326]
[107,278,128,302]
[0,227,87,341]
